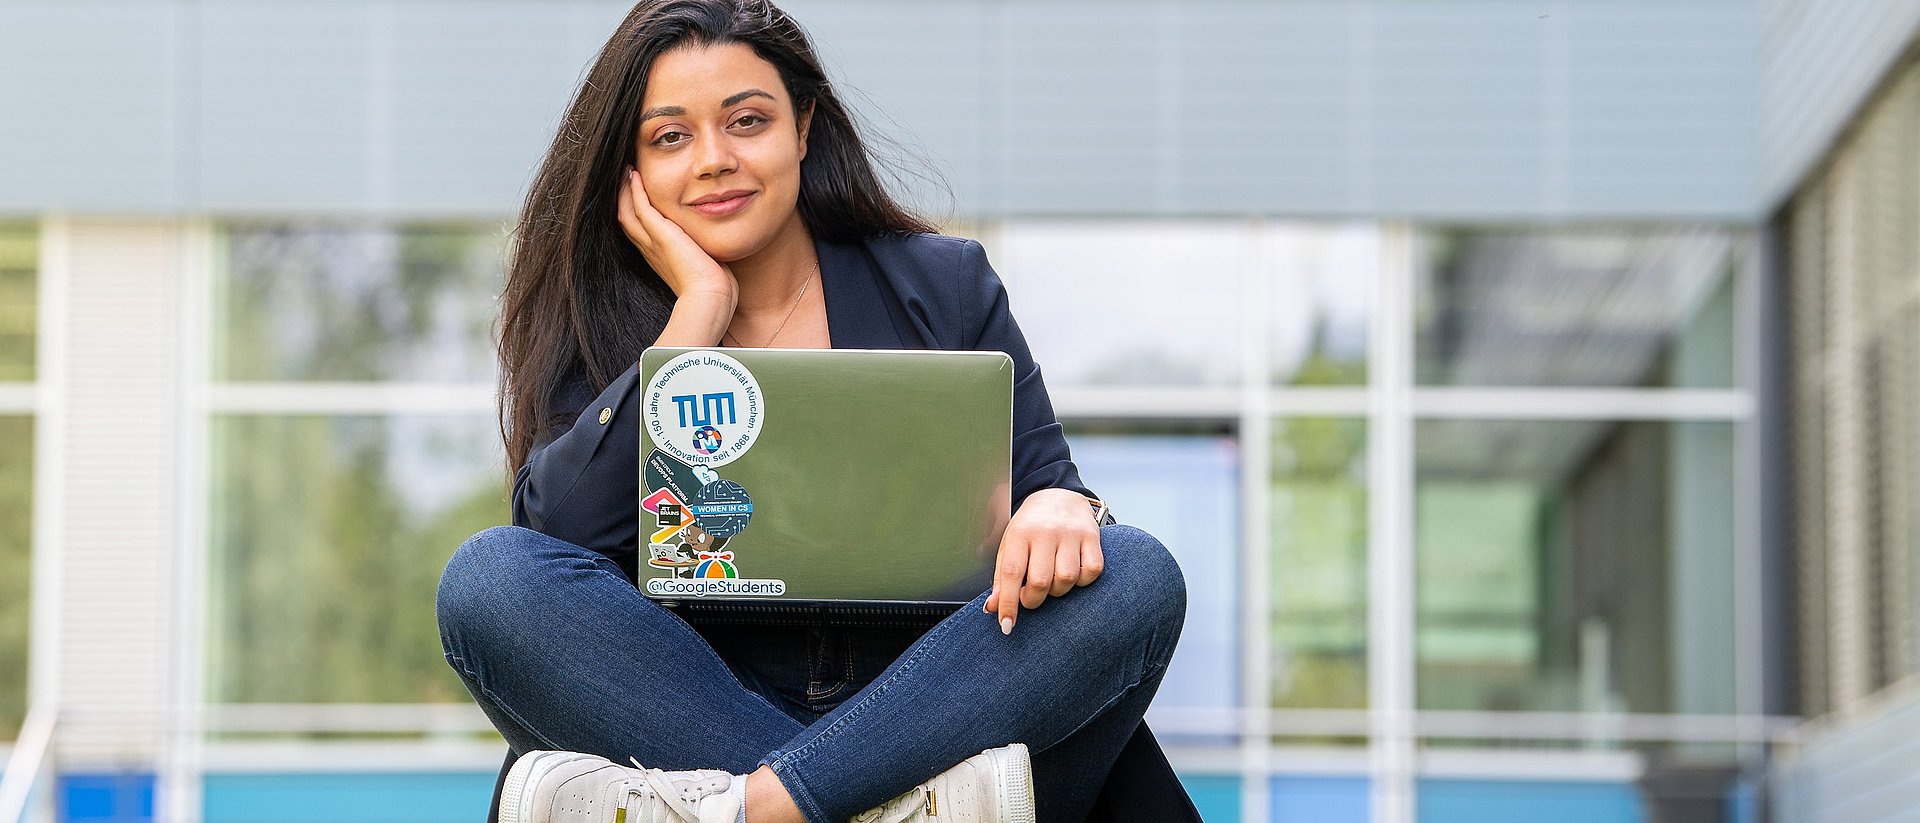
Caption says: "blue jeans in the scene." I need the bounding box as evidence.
[436,524,1185,823]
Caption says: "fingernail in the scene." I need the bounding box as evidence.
[1000,617,1013,636]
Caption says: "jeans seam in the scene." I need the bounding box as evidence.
[768,758,833,823]
[768,614,958,806]
[1044,654,1173,750]
[443,651,564,753]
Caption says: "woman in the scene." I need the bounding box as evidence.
[434,1,1191,821]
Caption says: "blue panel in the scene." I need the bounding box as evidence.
[203,773,496,823]
[59,773,155,823]
[1727,774,1756,823]
[1180,774,1240,823]
[1418,779,1643,823]
[1071,436,1240,736]
[1272,776,1369,822]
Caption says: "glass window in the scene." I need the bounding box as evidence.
[1068,430,1240,734]
[215,223,506,382]
[1415,228,1739,388]
[1267,224,1373,386]
[0,416,30,740]
[0,224,35,381]
[208,414,506,704]
[1272,418,1368,709]
[1415,420,1736,715]
[992,221,1249,386]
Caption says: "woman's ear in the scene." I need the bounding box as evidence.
[796,100,815,160]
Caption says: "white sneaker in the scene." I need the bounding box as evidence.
[853,743,1036,823]
[499,750,740,823]
[499,743,1034,823]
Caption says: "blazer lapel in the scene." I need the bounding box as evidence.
[816,234,906,350]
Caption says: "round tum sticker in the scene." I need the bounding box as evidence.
[643,350,765,467]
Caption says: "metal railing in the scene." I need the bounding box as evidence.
[0,702,57,823]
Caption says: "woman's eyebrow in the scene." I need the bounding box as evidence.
[640,89,777,123]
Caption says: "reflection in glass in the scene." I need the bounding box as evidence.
[1268,223,1372,386]
[0,225,35,381]
[217,223,506,382]
[1416,420,1735,715]
[209,415,507,703]
[1069,432,1240,731]
[1271,418,1368,709]
[0,417,30,739]
[1415,228,1738,388]
[992,222,1248,386]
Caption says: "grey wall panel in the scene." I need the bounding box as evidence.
[1172,5,1361,216]
[1762,0,1920,211]
[779,0,990,222]
[998,4,1170,213]
[385,2,603,216]
[0,0,1784,219]
[1366,2,1552,217]
[1774,689,1920,823]
[0,2,183,214]
[1566,3,1759,217]
[193,1,379,211]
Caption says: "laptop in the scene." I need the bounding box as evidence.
[636,346,1012,618]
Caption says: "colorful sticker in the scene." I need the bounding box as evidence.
[642,350,765,467]
[646,542,697,573]
[641,487,682,516]
[690,480,754,538]
[693,551,738,579]
[644,449,704,507]
[679,523,727,555]
[650,520,690,547]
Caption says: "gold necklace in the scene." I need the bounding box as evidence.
[723,261,818,348]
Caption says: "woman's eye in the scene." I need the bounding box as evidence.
[652,130,689,147]
[731,114,765,129]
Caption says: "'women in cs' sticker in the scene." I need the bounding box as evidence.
[691,479,754,538]
[642,350,765,467]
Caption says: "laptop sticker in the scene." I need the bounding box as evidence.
[681,523,727,555]
[644,449,703,507]
[640,486,682,515]
[642,350,765,467]
[641,467,784,595]
[693,550,737,579]
[690,480,753,538]
[650,520,691,547]
[646,542,698,574]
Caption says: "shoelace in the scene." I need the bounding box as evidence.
[625,758,706,822]
[850,786,926,823]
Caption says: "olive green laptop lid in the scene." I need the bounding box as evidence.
[636,347,1012,609]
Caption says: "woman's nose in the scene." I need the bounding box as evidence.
[694,133,738,179]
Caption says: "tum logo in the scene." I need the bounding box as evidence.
[671,392,737,427]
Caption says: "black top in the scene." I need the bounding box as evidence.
[510,232,1095,581]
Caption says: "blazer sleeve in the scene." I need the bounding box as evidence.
[955,239,1101,512]
[511,363,643,582]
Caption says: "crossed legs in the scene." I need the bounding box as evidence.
[437,524,1185,823]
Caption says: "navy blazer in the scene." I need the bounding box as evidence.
[512,232,1096,580]
[495,231,1201,823]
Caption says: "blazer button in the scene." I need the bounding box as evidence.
[598,407,612,425]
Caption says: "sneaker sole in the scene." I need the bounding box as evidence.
[500,750,601,823]
[990,743,1035,823]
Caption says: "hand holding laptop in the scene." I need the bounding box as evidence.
[985,487,1106,635]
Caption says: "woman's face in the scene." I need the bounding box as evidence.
[635,42,812,263]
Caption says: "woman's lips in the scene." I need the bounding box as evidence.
[690,191,754,217]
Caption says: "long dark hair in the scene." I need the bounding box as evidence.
[497,0,934,476]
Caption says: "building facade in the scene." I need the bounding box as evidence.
[0,2,1916,822]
